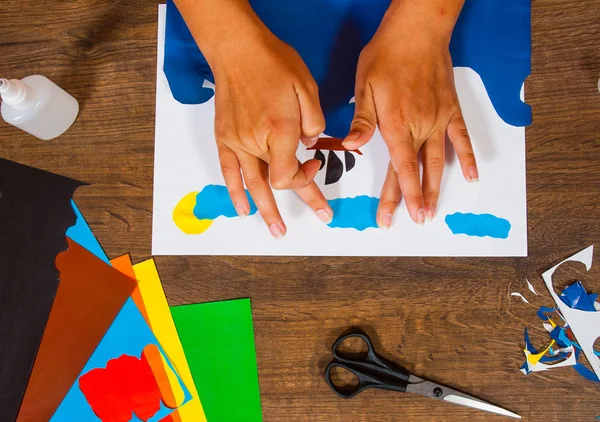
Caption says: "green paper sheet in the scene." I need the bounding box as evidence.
[171,298,262,421]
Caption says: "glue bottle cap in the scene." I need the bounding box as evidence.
[0,78,28,106]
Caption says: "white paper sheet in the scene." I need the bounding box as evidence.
[152,5,527,256]
[541,245,600,380]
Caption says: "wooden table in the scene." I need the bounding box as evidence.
[1,1,599,420]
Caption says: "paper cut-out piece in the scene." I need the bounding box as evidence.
[17,239,137,421]
[520,326,578,374]
[193,185,257,220]
[79,344,184,421]
[164,0,531,129]
[66,201,109,264]
[52,299,191,421]
[307,138,362,184]
[325,150,344,185]
[526,278,538,295]
[511,292,529,304]
[171,299,263,422]
[307,138,363,155]
[345,151,356,172]
[0,157,84,422]
[327,196,379,231]
[173,192,213,235]
[314,150,326,170]
[173,185,258,235]
[541,246,600,380]
[445,213,511,239]
[125,257,207,422]
[559,280,598,312]
[520,247,600,383]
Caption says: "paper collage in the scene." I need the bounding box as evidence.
[0,158,84,422]
[152,0,530,256]
[520,246,600,383]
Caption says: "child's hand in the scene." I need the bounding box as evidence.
[343,0,478,229]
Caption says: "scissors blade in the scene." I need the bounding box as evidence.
[406,379,521,419]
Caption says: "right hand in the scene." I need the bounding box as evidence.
[210,29,333,239]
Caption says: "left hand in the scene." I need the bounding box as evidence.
[342,1,478,229]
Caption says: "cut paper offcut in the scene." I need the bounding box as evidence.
[17,239,137,422]
[511,293,529,304]
[526,278,538,295]
[78,344,185,422]
[171,299,263,422]
[445,213,511,239]
[0,157,84,422]
[154,4,528,256]
[111,255,207,422]
[51,299,191,421]
[520,247,600,383]
[541,246,600,380]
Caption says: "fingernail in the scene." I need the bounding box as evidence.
[424,205,436,222]
[379,213,393,230]
[416,208,425,226]
[306,136,319,148]
[269,223,285,239]
[469,166,479,183]
[235,203,248,219]
[342,130,360,148]
[316,208,333,224]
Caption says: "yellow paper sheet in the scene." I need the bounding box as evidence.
[111,256,207,422]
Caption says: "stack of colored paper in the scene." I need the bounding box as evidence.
[0,157,263,421]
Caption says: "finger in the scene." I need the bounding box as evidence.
[294,181,334,224]
[216,142,250,218]
[238,153,287,239]
[421,130,445,222]
[386,132,424,225]
[447,110,478,182]
[343,82,377,149]
[268,126,320,190]
[296,80,325,148]
[377,162,401,230]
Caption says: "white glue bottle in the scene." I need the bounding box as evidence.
[0,76,79,140]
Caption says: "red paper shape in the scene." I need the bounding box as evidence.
[79,349,164,422]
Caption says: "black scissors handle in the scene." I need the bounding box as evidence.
[325,332,412,399]
[325,361,409,398]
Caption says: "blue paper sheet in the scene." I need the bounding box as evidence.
[66,201,109,263]
[164,0,531,129]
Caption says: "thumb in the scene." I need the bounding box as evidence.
[342,84,377,149]
[297,82,326,148]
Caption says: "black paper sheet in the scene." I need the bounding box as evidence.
[0,157,84,421]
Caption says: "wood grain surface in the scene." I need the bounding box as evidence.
[1,1,599,420]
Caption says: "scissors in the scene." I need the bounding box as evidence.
[325,332,521,419]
